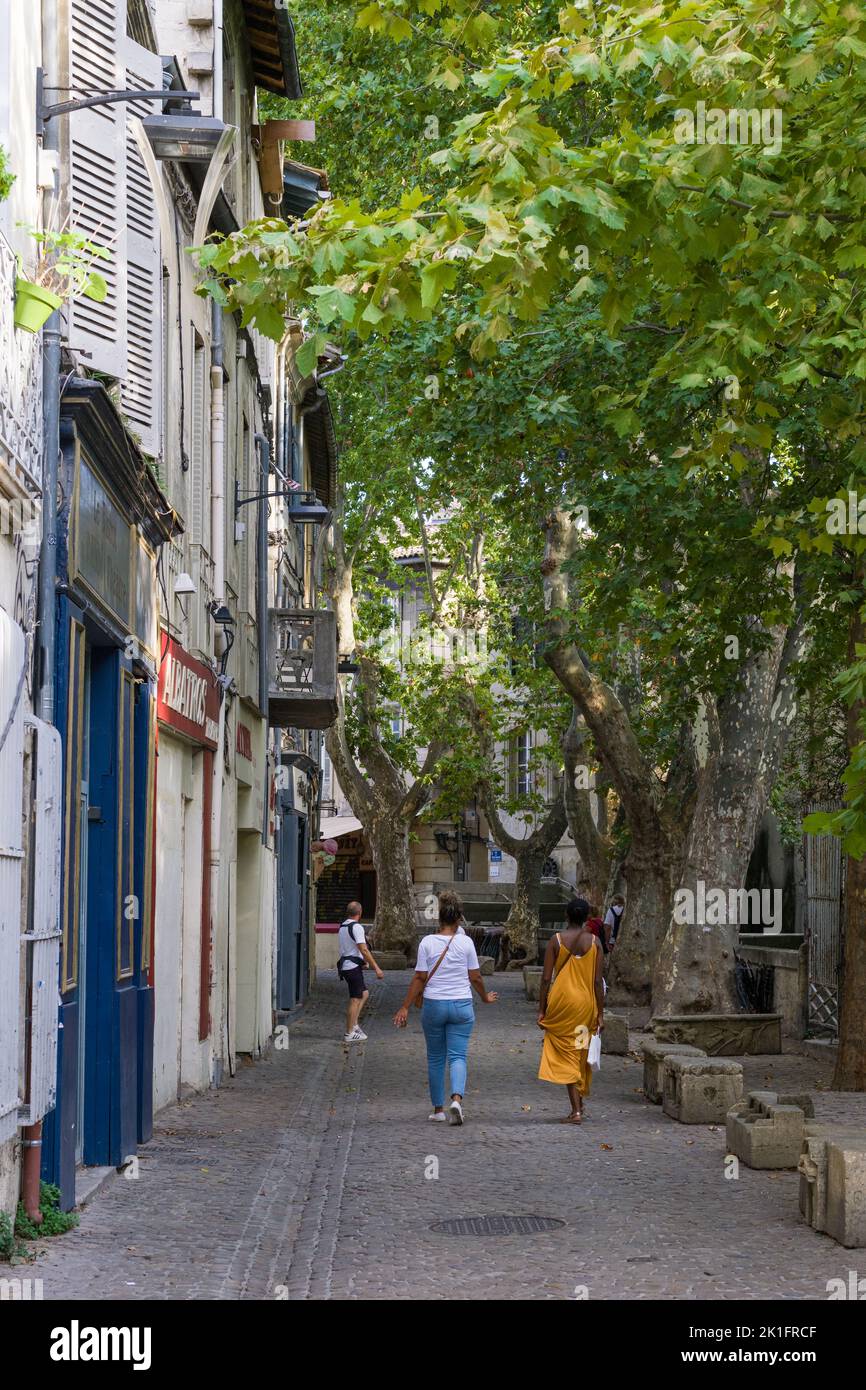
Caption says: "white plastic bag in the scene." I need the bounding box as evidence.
[587,1031,602,1071]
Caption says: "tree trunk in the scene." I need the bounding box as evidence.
[607,834,675,1006]
[653,622,799,1016]
[368,814,418,955]
[833,597,866,1090]
[561,706,609,905]
[505,846,549,961]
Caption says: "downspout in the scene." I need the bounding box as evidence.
[22,0,63,1227]
[255,432,269,846]
[209,298,230,1078]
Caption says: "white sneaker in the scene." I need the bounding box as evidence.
[448,1100,464,1126]
[343,1027,364,1043]
[353,1026,368,1040]
[428,1111,447,1122]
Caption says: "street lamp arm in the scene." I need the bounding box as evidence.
[40,86,200,126]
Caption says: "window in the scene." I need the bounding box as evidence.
[514,732,532,798]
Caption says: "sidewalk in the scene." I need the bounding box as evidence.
[27,971,866,1300]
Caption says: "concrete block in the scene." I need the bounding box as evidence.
[371,951,409,971]
[641,1041,707,1104]
[601,1012,629,1055]
[662,1056,743,1125]
[726,1091,807,1169]
[651,1012,782,1055]
[477,955,495,976]
[825,1142,866,1249]
[523,966,543,1002]
[799,1125,866,1234]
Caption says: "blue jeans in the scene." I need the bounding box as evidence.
[421,998,475,1107]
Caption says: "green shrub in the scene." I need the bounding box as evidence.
[15,1181,79,1240]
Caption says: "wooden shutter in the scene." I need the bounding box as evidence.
[122,35,163,458]
[67,0,127,378]
[0,610,25,1144]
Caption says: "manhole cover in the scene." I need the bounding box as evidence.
[430,1214,565,1237]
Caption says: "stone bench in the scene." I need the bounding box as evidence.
[726,1091,813,1169]
[641,1041,707,1104]
[663,1056,743,1124]
[799,1124,866,1243]
[651,1012,782,1055]
[602,1011,629,1055]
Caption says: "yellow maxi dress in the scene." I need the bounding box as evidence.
[538,936,599,1094]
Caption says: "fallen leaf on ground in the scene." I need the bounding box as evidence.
[600,1143,613,1150]
[685,1139,695,1146]
[521,1104,531,1112]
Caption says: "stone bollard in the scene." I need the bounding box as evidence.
[826,1141,866,1249]
[726,1091,808,1169]
[662,1056,743,1125]
[601,1012,629,1055]
[523,966,543,1002]
[477,955,496,976]
[799,1125,866,1236]
[641,1041,707,1104]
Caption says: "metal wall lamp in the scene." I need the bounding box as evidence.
[234,481,330,526]
[209,601,236,677]
[37,68,202,138]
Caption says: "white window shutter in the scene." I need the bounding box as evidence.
[0,610,25,1144]
[67,0,127,378]
[19,715,63,1125]
[122,35,164,459]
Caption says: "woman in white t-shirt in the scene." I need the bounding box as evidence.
[393,890,498,1125]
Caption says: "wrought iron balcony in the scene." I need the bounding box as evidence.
[268,608,338,729]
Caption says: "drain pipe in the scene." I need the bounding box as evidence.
[209,297,229,1078]
[255,432,270,846]
[22,0,64,1227]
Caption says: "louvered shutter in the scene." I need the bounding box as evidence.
[122,35,163,458]
[0,611,25,1144]
[66,0,127,378]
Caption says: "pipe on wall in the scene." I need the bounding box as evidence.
[255,431,270,848]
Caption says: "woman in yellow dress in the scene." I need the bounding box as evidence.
[537,898,605,1123]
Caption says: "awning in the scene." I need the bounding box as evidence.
[320,815,363,840]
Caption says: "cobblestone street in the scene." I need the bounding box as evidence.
[29,972,866,1301]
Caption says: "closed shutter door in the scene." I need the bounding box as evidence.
[122,36,163,458]
[0,611,25,1143]
[67,0,127,378]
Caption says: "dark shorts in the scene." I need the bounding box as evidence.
[342,965,366,999]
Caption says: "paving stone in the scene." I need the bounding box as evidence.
[23,973,866,1300]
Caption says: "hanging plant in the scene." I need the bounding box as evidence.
[14,221,111,334]
[0,145,14,203]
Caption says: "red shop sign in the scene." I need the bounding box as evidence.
[158,636,220,749]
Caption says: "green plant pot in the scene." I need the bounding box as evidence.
[14,278,62,333]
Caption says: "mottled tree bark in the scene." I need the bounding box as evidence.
[561,705,610,906]
[653,607,805,1015]
[482,789,568,960]
[542,510,674,1000]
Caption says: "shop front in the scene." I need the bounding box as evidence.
[42,381,174,1208]
[152,637,220,1110]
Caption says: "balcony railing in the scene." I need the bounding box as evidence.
[268,608,338,729]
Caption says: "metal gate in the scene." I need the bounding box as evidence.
[804,802,844,1034]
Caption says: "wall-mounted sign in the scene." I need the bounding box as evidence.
[157,637,220,749]
[490,848,502,862]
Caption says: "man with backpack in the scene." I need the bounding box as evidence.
[603,894,626,953]
[337,901,384,1042]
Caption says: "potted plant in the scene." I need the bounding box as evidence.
[14,223,110,333]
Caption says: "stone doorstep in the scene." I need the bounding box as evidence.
[651,1012,782,1056]
[74,1164,116,1211]
[640,1042,707,1104]
[725,1092,808,1170]
[662,1056,744,1125]
[798,1125,866,1235]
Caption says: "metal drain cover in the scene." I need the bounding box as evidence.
[430,1214,565,1237]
